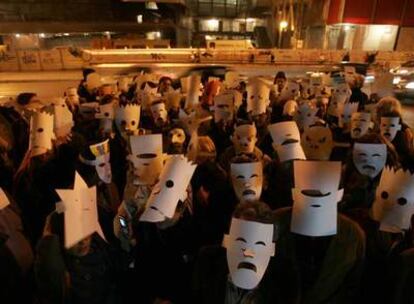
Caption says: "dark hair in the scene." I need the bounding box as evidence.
[82,68,96,80]
[233,201,275,226]
[159,76,172,84]
[100,95,118,106]
[274,71,287,81]
[16,92,36,106]
[231,153,259,164]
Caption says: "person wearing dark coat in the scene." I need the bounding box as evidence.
[35,212,121,304]
[193,201,300,304]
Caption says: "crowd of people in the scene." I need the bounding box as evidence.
[0,65,414,304]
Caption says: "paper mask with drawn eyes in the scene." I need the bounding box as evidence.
[268,121,306,162]
[338,102,359,131]
[92,140,112,183]
[129,134,164,185]
[372,167,414,232]
[232,124,257,154]
[52,97,73,139]
[327,84,350,117]
[150,101,168,123]
[56,172,106,248]
[246,79,270,115]
[223,218,275,290]
[214,92,235,123]
[29,111,55,157]
[140,155,196,222]
[301,126,333,161]
[352,143,387,179]
[95,103,115,120]
[230,161,263,203]
[291,160,344,237]
[80,139,112,184]
[293,102,318,130]
[380,117,402,142]
[279,82,300,101]
[115,104,141,134]
[351,112,372,139]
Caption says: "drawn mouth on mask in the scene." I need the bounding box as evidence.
[301,189,331,197]
[383,132,391,138]
[243,189,256,196]
[238,261,257,272]
[282,138,299,145]
[362,165,376,171]
[352,128,361,134]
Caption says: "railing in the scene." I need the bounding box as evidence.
[1,47,413,72]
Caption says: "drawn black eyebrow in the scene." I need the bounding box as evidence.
[255,241,266,246]
[372,153,381,157]
[358,153,367,156]
[236,175,245,179]
[236,237,247,242]
[250,174,259,178]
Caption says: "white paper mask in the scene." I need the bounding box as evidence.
[86,73,102,92]
[344,66,356,83]
[338,102,359,131]
[301,126,333,161]
[293,102,318,130]
[129,134,164,185]
[52,97,73,138]
[268,122,306,162]
[115,104,141,134]
[372,167,414,232]
[185,74,201,109]
[232,124,257,154]
[66,87,79,105]
[279,82,300,101]
[352,143,387,179]
[56,172,106,248]
[95,103,115,120]
[351,112,372,139]
[178,109,212,135]
[283,100,298,116]
[231,161,263,203]
[140,155,196,222]
[247,79,270,115]
[0,188,10,210]
[91,140,112,184]
[137,84,159,110]
[118,77,130,93]
[79,140,112,184]
[164,91,182,110]
[29,111,54,157]
[373,72,394,98]
[291,161,344,237]
[223,218,275,290]
[380,117,402,142]
[224,71,240,89]
[327,84,350,117]
[150,101,168,123]
[214,92,234,123]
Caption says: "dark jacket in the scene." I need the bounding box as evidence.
[193,245,300,304]
[273,208,366,304]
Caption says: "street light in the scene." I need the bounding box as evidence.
[279,20,288,30]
